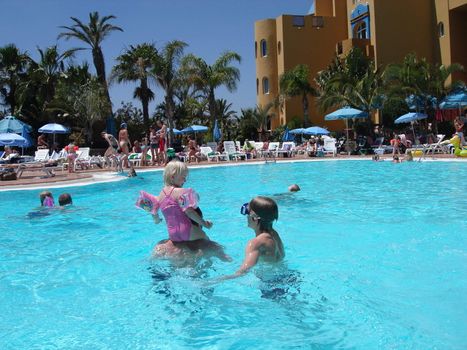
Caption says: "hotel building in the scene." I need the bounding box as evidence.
[255,0,467,130]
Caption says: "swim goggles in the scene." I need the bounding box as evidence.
[240,203,260,219]
[240,202,249,215]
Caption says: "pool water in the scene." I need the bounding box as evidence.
[1,160,466,349]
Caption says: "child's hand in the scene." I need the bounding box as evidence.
[203,220,213,229]
[152,215,162,224]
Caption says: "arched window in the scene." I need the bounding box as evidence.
[354,21,367,39]
[438,22,445,37]
[255,42,258,58]
[256,79,259,95]
[277,41,281,55]
[262,77,269,94]
[260,39,267,57]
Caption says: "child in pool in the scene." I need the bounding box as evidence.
[137,160,230,261]
[39,191,54,207]
[222,196,284,280]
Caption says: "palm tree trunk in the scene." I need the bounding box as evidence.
[92,47,112,115]
[165,94,175,147]
[302,94,310,127]
[208,89,217,127]
[140,79,150,134]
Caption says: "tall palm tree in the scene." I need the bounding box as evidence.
[111,43,157,132]
[253,102,274,141]
[181,51,241,128]
[151,40,188,145]
[384,53,463,130]
[0,44,32,114]
[58,12,123,115]
[279,64,318,128]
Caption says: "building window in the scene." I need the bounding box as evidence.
[262,77,269,94]
[256,79,259,95]
[337,42,343,55]
[438,22,445,37]
[354,21,368,39]
[312,16,324,28]
[260,39,267,57]
[255,42,257,58]
[277,41,281,55]
[293,16,305,27]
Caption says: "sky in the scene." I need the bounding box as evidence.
[1,0,312,115]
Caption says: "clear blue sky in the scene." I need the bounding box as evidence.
[1,0,312,114]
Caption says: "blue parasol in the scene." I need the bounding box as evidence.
[289,128,307,135]
[0,115,32,134]
[0,133,28,147]
[167,127,182,135]
[39,123,70,145]
[303,126,330,135]
[439,89,467,110]
[213,120,222,141]
[181,125,209,134]
[394,112,427,124]
[325,107,368,155]
[282,127,294,142]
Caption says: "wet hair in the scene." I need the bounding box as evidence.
[58,193,72,206]
[249,196,278,232]
[288,184,300,192]
[163,160,188,186]
[39,191,53,205]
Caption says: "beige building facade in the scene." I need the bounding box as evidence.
[255,0,467,130]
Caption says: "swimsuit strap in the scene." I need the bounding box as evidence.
[162,186,176,197]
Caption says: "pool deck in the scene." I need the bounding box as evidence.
[0,153,464,191]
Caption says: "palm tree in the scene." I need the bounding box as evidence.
[253,102,274,141]
[316,48,384,132]
[384,53,464,131]
[216,98,238,140]
[279,64,318,127]
[58,12,123,115]
[0,44,32,114]
[151,40,188,145]
[111,43,157,132]
[181,51,241,128]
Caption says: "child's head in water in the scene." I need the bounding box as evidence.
[58,193,73,206]
[243,196,278,233]
[39,191,54,207]
[163,160,188,187]
[288,184,300,192]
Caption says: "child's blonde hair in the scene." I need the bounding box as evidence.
[163,160,188,186]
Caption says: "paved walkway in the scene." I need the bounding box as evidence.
[0,153,463,191]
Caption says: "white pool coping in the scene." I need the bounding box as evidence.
[0,156,465,192]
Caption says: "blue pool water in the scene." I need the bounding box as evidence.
[0,160,466,349]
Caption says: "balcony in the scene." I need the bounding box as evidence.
[336,38,374,58]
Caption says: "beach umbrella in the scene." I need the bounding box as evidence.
[395,112,428,141]
[38,123,70,145]
[213,120,222,141]
[303,126,330,135]
[167,127,182,135]
[0,115,32,134]
[325,107,369,155]
[0,132,28,147]
[180,125,209,134]
[282,126,294,142]
[439,89,467,110]
[289,128,307,135]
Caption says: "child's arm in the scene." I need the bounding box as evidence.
[184,208,212,228]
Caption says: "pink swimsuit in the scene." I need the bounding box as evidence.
[136,187,199,242]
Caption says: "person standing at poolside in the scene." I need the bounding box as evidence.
[119,122,131,168]
[221,196,284,280]
[156,120,167,165]
[149,125,159,166]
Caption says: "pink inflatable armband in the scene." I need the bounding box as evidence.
[135,191,159,215]
[178,188,199,211]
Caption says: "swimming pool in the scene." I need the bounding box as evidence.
[1,160,466,349]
